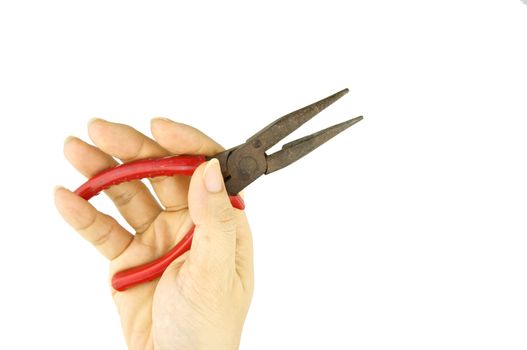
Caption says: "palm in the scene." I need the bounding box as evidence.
[110,209,191,348]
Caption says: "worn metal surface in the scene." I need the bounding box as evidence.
[211,89,363,195]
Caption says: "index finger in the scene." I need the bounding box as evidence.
[150,118,224,156]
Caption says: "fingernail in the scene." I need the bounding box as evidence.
[203,159,224,193]
[88,117,104,127]
[152,117,174,123]
[64,135,77,145]
[54,185,65,194]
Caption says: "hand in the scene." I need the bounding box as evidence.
[54,118,254,350]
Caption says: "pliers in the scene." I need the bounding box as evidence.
[74,88,363,291]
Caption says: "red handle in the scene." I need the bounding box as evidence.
[74,155,245,291]
[75,155,207,199]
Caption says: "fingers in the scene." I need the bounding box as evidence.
[88,118,187,210]
[150,118,224,156]
[54,187,133,260]
[64,136,162,233]
[186,159,237,284]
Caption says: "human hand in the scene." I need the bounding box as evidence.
[54,118,254,350]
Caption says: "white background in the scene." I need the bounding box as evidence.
[1,1,526,349]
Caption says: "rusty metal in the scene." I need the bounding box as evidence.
[211,89,363,195]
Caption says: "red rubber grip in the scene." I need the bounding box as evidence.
[73,155,245,291]
[75,155,207,199]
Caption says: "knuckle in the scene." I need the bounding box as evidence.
[91,216,114,247]
[111,186,139,207]
[76,211,97,231]
[122,134,146,161]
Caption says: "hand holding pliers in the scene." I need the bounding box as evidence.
[74,89,363,291]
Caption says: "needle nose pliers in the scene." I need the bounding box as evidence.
[74,88,363,291]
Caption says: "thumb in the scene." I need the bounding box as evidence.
[187,158,236,277]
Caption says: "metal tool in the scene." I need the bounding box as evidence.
[75,88,363,291]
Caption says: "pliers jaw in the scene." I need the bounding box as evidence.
[212,88,363,195]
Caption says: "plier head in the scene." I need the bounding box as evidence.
[210,88,363,195]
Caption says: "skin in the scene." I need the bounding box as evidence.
[54,117,253,350]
